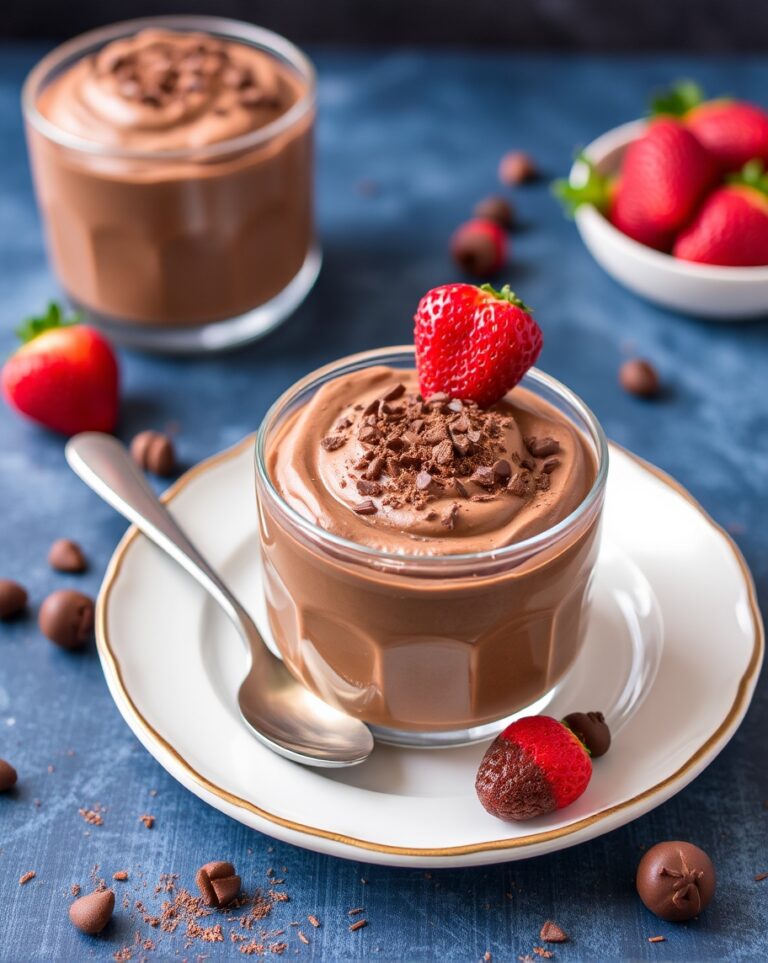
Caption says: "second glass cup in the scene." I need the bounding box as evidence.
[255,348,609,748]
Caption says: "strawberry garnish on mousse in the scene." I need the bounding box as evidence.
[1,302,119,435]
[652,80,768,173]
[475,711,611,821]
[414,283,543,408]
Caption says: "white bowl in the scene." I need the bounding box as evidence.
[570,119,768,320]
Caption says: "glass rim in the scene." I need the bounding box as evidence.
[254,346,610,568]
[21,15,316,162]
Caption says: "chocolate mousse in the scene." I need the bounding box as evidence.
[26,25,313,329]
[259,365,604,735]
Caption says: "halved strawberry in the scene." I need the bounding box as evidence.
[413,283,542,408]
[653,81,768,173]
[1,303,119,435]
[673,160,768,266]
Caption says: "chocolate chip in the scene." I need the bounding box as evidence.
[432,440,454,465]
[453,478,469,498]
[474,195,515,229]
[0,579,27,620]
[425,393,450,406]
[130,431,176,477]
[416,471,434,491]
[424,425,448,445]
[196,861,241,908]
[540,921,569,944]
[69,889,115,934]
[0,759,18,792]
[451,433,471,457]
[492,459,512,480]
[507,472,531,497]
[356,479,382,497]
[447,399,464,413]
[38,590,94,651]
[524,436,561,458]
[451,415,471,434]
[498,150,538,185]
[48,539,87,574]
[362,398,380,416]
[320,435,346,452]
[335,417,353,431]
[353,500,377,515]
[402,431,422,447]
[441,504,459,529]
[398,454,422,469]
[620,358,661,399]
[383,383,406,402]
[386,436,405,452]
[358,427,379,444]
[470,466,495,488]
[540,458,559,474]
[467,430,482,444]
[363,456,385,480]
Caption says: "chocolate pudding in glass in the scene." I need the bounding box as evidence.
[22,16,318,352]
[255,347,608,747]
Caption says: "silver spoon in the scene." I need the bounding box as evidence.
[65,432,374,768]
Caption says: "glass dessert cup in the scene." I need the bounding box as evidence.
[255,347,609,748]
[22,16,319,354]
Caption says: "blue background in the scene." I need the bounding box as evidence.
[1,46,767,961]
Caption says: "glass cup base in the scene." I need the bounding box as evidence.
[367,682,567,749]
[70,244,321,355]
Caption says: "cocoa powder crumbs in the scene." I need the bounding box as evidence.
[113,871,129,881]
[307,914,321,928]
[113,949,132,962]
[349,919,368,932]
[533,948,553,959]
[322,385,560,522]
[79,803,105,826]
[755,872,768,881]
[648,935,666,943]
[139,814,155,829]
[18,871,36,885]
[70,883,81,897]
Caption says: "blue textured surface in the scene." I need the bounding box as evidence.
[1,44,767,962]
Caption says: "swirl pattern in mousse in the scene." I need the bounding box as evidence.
[37,28,304,151]
[269,367,596,555]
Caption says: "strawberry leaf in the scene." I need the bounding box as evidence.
[552,153,613,217]
[650,80,704,117]
[479,283,531,312]
[16,301,81,344]
[728,160,768,198]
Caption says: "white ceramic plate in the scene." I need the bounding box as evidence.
[571,119,768,320]
[96,438,763,868]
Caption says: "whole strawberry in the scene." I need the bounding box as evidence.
[475,713,605,821]
[2,303,119,435]
[673,161,768,266]
[555,118,716,250]
[414,283,542,407]
[653,81,768,173]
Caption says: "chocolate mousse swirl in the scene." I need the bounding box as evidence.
[38,29,304,151]
[269,367,595,555]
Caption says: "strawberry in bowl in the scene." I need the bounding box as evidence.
[554,84,768,320]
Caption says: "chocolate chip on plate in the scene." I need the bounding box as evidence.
[562,710,611,758]
[38,590,95,650]
[0,579,27,620]
[130,430,176,476]
[196,861,242,907]
[474,195,515,229]
[0,758,18,792]
[636,841,716,921]
[68,889,115,934]
[498,150,538,185]
[620,359,661,399]
[48,539,87,573]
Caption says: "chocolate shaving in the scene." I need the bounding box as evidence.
[356,480,382,497]
[320,435,345,452]
[353,500,377,515]
[525,436,561,458]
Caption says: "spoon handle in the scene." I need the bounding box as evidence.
[66,432,251,631]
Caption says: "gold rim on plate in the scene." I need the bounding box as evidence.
[96,436,764,857]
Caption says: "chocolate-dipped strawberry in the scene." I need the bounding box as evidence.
[475,711,610,821]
